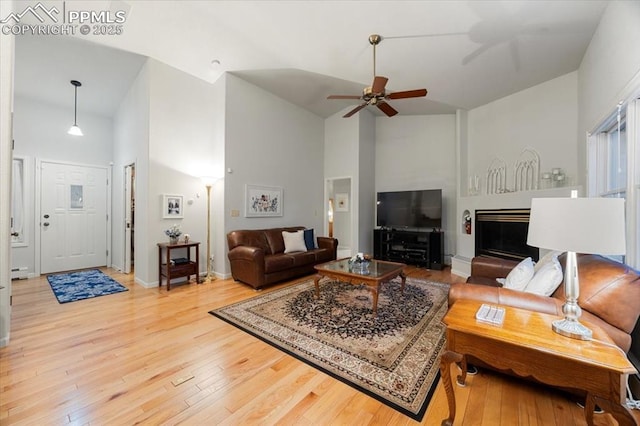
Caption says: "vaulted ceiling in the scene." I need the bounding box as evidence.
[13,0,609,118]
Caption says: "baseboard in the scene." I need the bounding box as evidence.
[134,277,157,288]
[451,255,471,279]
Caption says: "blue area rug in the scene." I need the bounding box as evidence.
[47,269,128,303]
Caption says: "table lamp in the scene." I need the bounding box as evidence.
[527,191,626,340]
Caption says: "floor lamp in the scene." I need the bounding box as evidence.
[201,176,217,282]
[527,191,626,340]
[328,198,334,238]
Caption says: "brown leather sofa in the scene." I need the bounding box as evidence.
[449,253,640,352]
[227,226,338,289]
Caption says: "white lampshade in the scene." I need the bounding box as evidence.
[68,124,83,136]
[527,197,626,255]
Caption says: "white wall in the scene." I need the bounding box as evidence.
[112,61,150,276]
[578,0,640,187]
[143,59,223,286]
[223,74,325,266]
[467,72,579,189]
[11,97,114,276]
[0,0,15,347]
[358,110,376,254]
[375,115,457,262]
[324,108,376,255]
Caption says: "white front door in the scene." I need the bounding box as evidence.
[40,161,108,274]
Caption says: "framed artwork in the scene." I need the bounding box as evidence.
[335,193,349,212]
[245,184,283,217]
[162,194,184,219]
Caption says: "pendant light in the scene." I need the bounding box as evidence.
[68,80,83,136]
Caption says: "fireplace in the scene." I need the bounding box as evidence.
[475,209,539,261]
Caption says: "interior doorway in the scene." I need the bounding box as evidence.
[124,163,135,274]
[325,177,352,258]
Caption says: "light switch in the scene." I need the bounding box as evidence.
[231,209,240,217]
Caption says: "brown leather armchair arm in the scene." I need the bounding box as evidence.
[470,256,520,280]
[227,246,266,287]
[317,236,338,258]
[448,282,561,316]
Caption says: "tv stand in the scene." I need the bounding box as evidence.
[373,229,444,270]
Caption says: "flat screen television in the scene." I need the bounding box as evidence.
[376,189,442,229]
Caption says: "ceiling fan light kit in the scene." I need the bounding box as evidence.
[327,34,427,118]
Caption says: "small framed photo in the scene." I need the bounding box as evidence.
[162,194,184,219]
[335,193,349,212]
[245,184,283,217]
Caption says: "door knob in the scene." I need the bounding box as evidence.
[43,222,50,227]
[11,232,19,237]
[44,214,50,219]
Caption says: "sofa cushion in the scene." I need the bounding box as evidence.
[263,227,305,254]
[264,254,295,273]
[227,230,271,254]
[569,254,640,334]
[525,256,563,296]
[304,229,316,250]
[501,257,534,291]
[283,230,307,253]
[534,250,562,273]
[285,251,317,267]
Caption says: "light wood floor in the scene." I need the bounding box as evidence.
[0,266,619,425]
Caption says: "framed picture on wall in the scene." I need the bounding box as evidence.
[162,194,184,219]
[245,184,283,217]
[335,193,349,212]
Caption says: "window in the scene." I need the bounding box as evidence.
[588,97,640,268]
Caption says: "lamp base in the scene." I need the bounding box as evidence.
[552,318,593,340]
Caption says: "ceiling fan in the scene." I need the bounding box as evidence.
[327,34,427,118]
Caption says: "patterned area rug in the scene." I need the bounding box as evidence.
[47,269,128,303]
[210,277,449,421]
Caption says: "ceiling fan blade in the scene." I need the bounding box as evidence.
[377,102,398,117]
[387,89,428,99]
[327,95,362,100]
[371,76,388,93]
[343,103,368,118]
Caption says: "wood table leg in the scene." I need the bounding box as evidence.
[399,270,407,293]
[313,274,322,298]
[592,393,639,426]
[440,350,464,426]
[371,283,380,316]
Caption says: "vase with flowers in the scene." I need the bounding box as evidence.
[165,224,182,245]
[348,252,371,274]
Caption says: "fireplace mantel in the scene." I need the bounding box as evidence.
[452,186,581,278]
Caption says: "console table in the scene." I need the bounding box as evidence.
[373,229,444,269]
[440,299,638,426]
[157,241,200,291]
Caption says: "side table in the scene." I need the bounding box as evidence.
[440,299,638,426]
[158,241,200,291]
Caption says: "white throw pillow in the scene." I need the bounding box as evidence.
[503,257,535,291]
[282,230,307,253]
[525,257,564,296]
[534,250,563,273]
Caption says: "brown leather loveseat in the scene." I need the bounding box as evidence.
[227,226,338,290]
[449,253,640,352]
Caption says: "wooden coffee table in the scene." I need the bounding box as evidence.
[313,258,406,316]
[440,299,639,426]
